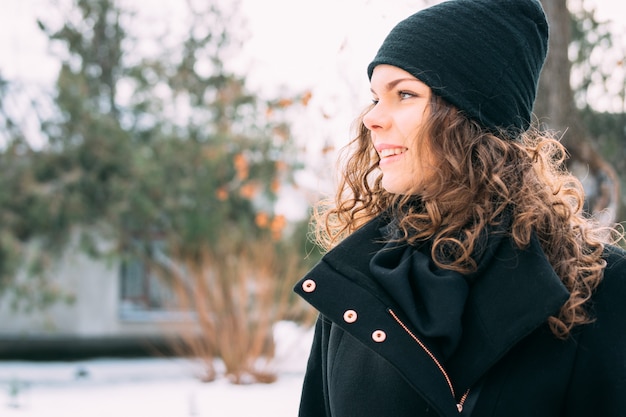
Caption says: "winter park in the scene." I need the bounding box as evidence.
[1,0,626,416]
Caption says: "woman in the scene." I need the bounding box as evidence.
[294,0,626,416]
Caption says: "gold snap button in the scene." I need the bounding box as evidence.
[302,279,316,293]
[372,330,387,343]
[343,310,358,323]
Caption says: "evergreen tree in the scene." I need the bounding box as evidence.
[0,0,318,381]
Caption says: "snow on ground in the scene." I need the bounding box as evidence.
[0,322,313,417]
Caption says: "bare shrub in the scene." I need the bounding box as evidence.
[165,234,317,384]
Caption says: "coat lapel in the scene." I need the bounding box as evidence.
[297,217,463,416]
[297,259,463,416]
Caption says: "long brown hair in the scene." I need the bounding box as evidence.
[314,94,615,338]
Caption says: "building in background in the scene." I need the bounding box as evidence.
[0,245,189,360]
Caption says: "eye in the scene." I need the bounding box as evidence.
[399,91,416,100]
[371,97,379,105]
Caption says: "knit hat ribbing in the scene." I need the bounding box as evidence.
[367,0,549,133]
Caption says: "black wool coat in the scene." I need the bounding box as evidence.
[294,215,626,417]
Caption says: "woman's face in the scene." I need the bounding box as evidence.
[363,64,433,195]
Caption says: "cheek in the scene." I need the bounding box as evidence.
[397,114,424,139]
[404,102,430,130]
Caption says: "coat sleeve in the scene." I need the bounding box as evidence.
[565,251,626,416]
[298,315,332,417]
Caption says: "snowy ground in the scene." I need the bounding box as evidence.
[0,322,313,417]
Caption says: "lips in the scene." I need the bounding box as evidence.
[375,146,408,168]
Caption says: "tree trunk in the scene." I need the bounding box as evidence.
[536,0,619,225]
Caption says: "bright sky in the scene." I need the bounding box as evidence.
[4,1,624,93]
[0,0,412,87]
[0,0,420,141]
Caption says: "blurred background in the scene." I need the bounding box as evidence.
[0,0,625,415]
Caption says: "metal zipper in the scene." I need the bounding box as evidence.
[388,308,470,413]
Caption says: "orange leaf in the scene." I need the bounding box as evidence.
[255,212,269,228]
[216,187,229,201]
[300,90,313,106]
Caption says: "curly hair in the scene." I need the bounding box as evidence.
[313,94,614,339]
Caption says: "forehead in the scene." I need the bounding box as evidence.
[370,65,430,92]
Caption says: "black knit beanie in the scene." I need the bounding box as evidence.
[367,0,549,134]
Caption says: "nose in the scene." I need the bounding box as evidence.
[363,102,390,131]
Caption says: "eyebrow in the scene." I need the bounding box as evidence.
[370,77,422,94]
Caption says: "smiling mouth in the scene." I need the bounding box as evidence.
[379,147,408,159]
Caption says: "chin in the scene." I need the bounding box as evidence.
[382,178,423,195]
[382,182,409,195]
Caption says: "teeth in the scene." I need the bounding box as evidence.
[379,148,406,158]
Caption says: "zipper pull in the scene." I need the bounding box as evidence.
[456,388,470,413]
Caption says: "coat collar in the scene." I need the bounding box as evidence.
[296,214,569,413]
[445,228,570,392]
